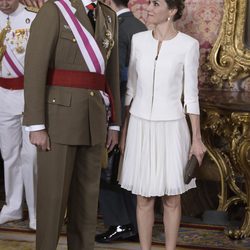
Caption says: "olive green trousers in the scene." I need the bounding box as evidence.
[36,142,103,250]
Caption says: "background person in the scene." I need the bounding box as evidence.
[96,0,147,243]
[0,0,37,230]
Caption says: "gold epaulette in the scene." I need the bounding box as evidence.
[25,6,40,13]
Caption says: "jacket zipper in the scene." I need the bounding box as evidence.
[151,44,160,115]
[151,57,157,114]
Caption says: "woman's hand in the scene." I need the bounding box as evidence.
[189,138,206,166]
[188,114,206,166]
[119,127,127,155]
[118,105,131,155]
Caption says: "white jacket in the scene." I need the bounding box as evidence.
[125,30,200,121]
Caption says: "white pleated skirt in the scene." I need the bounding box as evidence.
[119,115,196,197]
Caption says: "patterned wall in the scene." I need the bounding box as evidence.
[129,0,225,87]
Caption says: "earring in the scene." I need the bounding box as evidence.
[167,17,171,21]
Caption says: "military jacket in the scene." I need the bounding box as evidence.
[23,0,121,145]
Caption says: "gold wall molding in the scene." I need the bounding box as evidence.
[208,0,250,87]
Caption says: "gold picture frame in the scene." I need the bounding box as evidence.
[209,0,250,87]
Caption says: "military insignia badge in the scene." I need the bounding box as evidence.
[107,15,112,24]
[16,46,25,54]
[64,24,70,30]
[14,29,27,54]
[102,38,109,49]
[102,30,114,59]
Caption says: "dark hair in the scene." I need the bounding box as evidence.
[165,0,185,21]
[112,0,129,7]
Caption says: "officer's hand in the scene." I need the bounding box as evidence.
[106,129,118,153]
[20,0,46,8]
[29,130,51,151]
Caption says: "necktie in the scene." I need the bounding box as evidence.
[86,3,96,29]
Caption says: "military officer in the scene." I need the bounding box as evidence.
[23,0,120,249]
[0,0,37,230]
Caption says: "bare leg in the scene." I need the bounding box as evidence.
[162,195,181,250]
[137,195,155,250]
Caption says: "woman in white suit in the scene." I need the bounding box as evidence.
[119,0,206,249]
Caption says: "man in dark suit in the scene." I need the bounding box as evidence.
[23,0,121,249]
[95,0,147,243]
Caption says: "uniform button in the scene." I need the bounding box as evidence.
[90,91,94,96]
[52,99,56,103]
[72,38,76,42]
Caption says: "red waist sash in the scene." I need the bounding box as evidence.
[47,69,116,122]
[47,69,106,91]
[0,76,24,90]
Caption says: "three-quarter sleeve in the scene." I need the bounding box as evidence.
[183,40,200,115]
[125,35,137,106]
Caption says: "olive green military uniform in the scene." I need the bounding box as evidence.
[23,0,120,249]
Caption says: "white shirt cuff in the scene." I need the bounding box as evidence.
[109,126,120,131]
[25,125,120,132]
[25,124,46,132]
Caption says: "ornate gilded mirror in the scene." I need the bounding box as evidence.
[209,0,250,87]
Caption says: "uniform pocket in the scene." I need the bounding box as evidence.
[47,89,72,107]
[60,31,75,41]
[45,88,72,135]
[57,31,77,64]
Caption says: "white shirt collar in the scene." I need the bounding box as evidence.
[81,0,97,8]
[116,8,130,17]
[81,0,97,12]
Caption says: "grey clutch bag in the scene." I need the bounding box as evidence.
[184,155,199,184]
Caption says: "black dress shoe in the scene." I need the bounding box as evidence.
[95,224,136,243]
